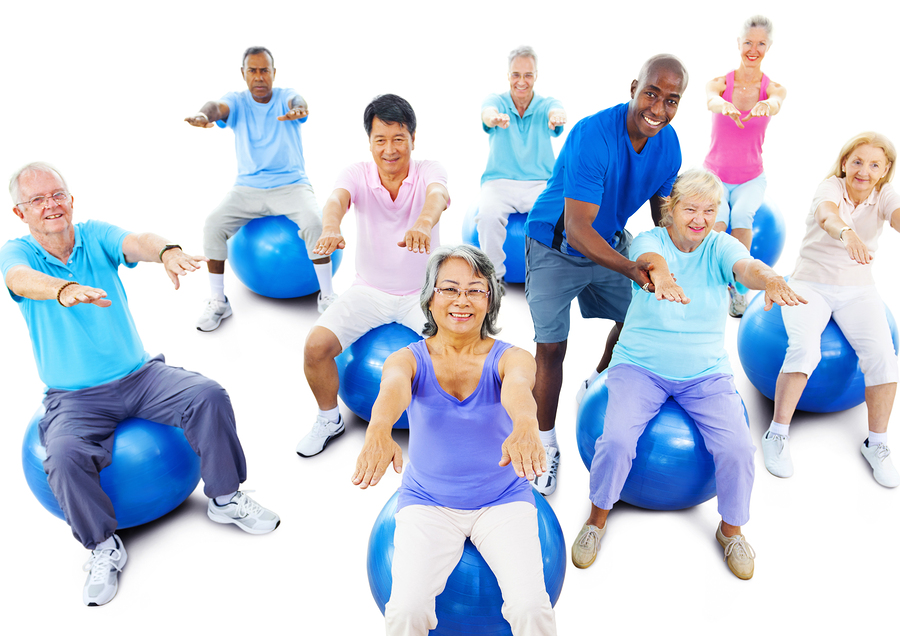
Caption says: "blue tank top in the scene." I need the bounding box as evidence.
[397,338,536,510]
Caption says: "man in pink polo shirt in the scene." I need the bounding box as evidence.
[296,94,451,457]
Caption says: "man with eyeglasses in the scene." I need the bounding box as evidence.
[1,162,281,606]
[296,94,450,458]
[477,46,566,288]
[523,54,688,496]
[185,46,334,331]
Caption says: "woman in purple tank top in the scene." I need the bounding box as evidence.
[352,245,557,635]
[704,15,787,317]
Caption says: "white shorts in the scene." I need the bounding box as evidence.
[315,285,426,350]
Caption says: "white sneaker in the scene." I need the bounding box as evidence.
[196,297,232,332]
[761,431,794,478]
[317,292,338,314]
[861,440,900,488]
[83,534,127,606]
[728,285,748,318]
[207,491,281,534]
[533,445,559,496]
[296,415,345,457]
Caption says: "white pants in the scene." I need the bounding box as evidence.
[314,285,425,350]
[781,280,898,386]
[476,179,546,277]
[386,502,557,636]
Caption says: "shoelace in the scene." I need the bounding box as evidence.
[872,443,892,461]
[767,432,788,451]
[723,535,756,561]
[201,300,225,317]
[313,417,339,436]
[577,527,600,550]
[83,547,124,582]
[234,491,263,517]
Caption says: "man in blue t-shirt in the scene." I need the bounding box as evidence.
[2,163,281,607]
[523,54,688,496]
[185,46,334,331]
[477,45,565,283]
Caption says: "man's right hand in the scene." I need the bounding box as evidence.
[314,231,346,256]
[184,113,214,128]
[487,112,510,129]
[61,284,112,308]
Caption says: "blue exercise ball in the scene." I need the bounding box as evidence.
[726,200,786,267]
[22,408,201,528]
[367,489,566,635]
[575,371,748,511]
[227,215,342,299]
[336,324,423,429]
[737,293,899,413]
[461,205,527,284]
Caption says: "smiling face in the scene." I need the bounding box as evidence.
[842,143,891,203]
[666,195,718,252]
[508,55,537,104]
[627,66,684,151]
[428,257,490,336]
[738,27,770,68]
[242,51,275,103]
[13,169,74,242]
[369,117,415,180]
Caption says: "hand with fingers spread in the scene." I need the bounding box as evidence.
[161,249,208,290]
[352,433,403,489]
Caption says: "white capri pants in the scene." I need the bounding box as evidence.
[476,179,546,277]
[314,285,426,350]
[781,280,898,386]
[203,183,322,261]
[386,501,557,636]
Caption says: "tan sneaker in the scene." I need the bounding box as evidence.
[571,523,606,569]
[716,522,755,580]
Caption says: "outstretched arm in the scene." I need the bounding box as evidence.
[744,81,786,120]
[397,182,450,254]
[314,188,351,256]
[634,251,689,304]
[732,258,807,311]
[121,233,208,290]
[184,101,230,128]
[498,348,546,480]
[815,200,874,265]
[482,107,510,129]
[278,94,309,121]
[705,76,748,128]
[5,265,111,307]
[351,349,415,489]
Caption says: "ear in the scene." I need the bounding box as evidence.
[12,206,25,221]
[410,132,416,150]
[630,79,638,99]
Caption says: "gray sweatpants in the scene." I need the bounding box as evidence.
[39,355,247,549]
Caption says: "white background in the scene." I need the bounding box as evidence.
[1,0,898,633]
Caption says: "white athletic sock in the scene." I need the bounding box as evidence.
[314,262,334,297]
[868,431,888,447]
[209,273,226,301]
[768,421,790,437]
[539,428,558,449]
[94,536,118,551]
[586,368,601,386]
[215,491,237,506]
[318,406,341,424]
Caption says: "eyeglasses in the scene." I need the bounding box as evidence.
[16,191,69,208]
[434,287,490,301]
[509,73,535,81]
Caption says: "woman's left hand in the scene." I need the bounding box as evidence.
[653,272,690,304]
[763,277,808,311]
[499,429,547,480]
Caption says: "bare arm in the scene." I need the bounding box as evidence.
[351,349,415,489]
[497,348,545,480]
[184,100,230,128]
[5,265,111,307]
[732,258,807,311]
[649,194,665,227]
[121,233,208,290]
[744,81,786,120]
[482,107,510,129]
[397,182,450,254]
[633,252,689,304]
[814,200,872,264]
[706,76,747,129]
[313,188,352,256]
[278,94,309,121]
[564,198,653,288]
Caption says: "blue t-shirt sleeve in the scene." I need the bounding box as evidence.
[714,232,752,284]
[562,124,610,207]
[654,132,681,198]
[216,91,240,129]
[0,239,32,302]
[628,229,664,263]
[84,220,136,270]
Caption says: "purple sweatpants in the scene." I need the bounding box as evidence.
[589,364,755,526]
[39,355,247,549]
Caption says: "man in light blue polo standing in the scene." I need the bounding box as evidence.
[477,46,566,286]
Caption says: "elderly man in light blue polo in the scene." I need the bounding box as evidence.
[477,45,566,285]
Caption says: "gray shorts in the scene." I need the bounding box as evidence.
[203,183,322,260]
[525,234,633,343]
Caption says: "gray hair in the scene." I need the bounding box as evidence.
[9,161,69,205]
[659,168,724,227]
[741,15,773,40]
[420,245,501,339]
[508,45,537,72]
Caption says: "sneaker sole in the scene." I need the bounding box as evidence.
[571,550,597,569]
[207,509,281,535]
[296,427,345,458]
[196,307,233,332]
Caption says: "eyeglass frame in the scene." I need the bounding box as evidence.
[15,191,70,209]
[433,286,491,301]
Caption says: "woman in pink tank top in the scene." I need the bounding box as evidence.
[704,15,787,317]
